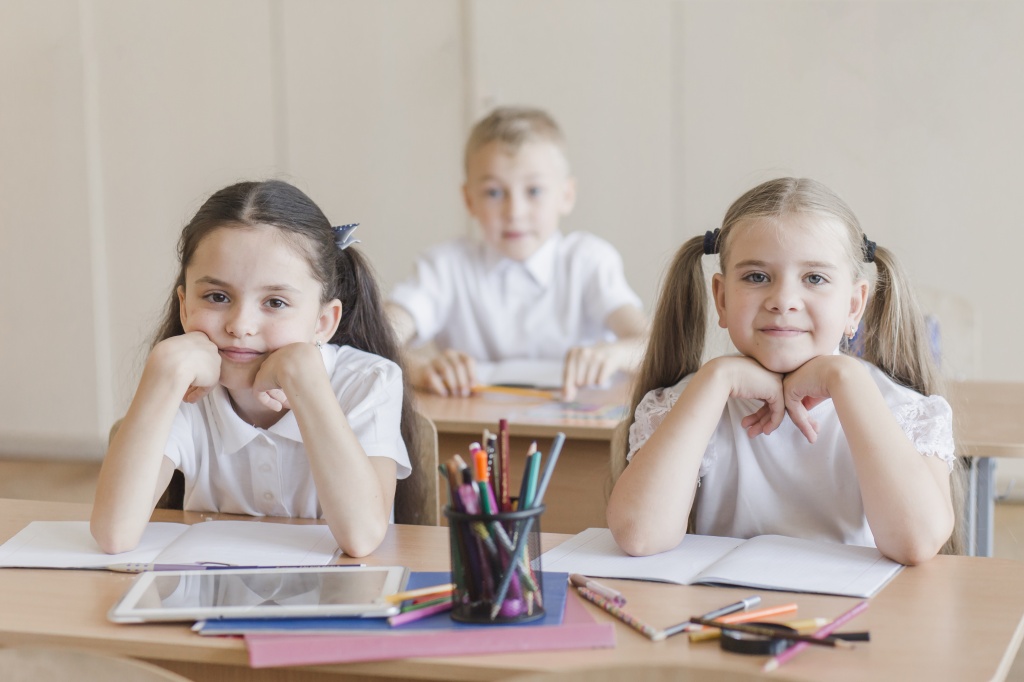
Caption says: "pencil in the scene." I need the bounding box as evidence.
[688,617,829,643]
[763,600,869,672]
[576,587,661,640]
[472,385,557,400]
[388,599,453,626]
[384,583,455,604]
[688,617,853,649]
[684,602,799,641]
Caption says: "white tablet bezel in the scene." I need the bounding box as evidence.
[107,565,409,623]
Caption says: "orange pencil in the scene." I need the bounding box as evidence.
[685,603,799,642]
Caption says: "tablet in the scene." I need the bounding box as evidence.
[107,565,409,623]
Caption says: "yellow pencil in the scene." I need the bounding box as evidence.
[688,617,830,643]
[472,385,557,400]
[384,583,456,604]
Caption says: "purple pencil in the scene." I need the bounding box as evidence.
[763,600,869,672]
[388,599,454,627]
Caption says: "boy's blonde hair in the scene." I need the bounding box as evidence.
[619,177,966,554]
[464,106,568,172]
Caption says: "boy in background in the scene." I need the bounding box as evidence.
[386,107,647,401]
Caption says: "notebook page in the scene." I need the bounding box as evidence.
[155,521,338,566]
[693,534,903,597]
[540,527,743,584]
[0,521,189,569]
[475,360,565,389]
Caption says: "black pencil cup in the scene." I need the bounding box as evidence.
[444,505,546,624]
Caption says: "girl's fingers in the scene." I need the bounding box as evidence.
[785,397,818,443]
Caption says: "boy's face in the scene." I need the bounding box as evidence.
[463,140,576,262]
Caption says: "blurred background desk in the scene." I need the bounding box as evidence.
[415,385,628,533]
[949,380,1024,556]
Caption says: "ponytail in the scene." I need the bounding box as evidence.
[618,236,709,469]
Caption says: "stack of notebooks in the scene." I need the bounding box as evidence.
[202,572,615,668]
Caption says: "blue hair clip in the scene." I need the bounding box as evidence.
[333,223,361,250]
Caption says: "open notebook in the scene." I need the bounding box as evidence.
[540,528,903,598]
[475,359,564,390]
[0,521,338,570]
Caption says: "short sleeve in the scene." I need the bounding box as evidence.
[338,359,412,480]
[577,235,643,327]
[164,404,196,477]
[891,395,956,470]
[388,245,456,346]
[627,376,719,477]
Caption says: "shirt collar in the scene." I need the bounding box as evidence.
[205,344,338,453]
[480,231,562,288]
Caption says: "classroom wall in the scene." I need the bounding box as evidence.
[2,0,1022,461]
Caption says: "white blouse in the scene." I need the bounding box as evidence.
[164,344,411,519]
[626,357,955,547]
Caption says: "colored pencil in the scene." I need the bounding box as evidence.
[763,600,869,672]
[576,586,661,640]
[472,385,557,400]
[687,617,853,649]
[689,617,829,643]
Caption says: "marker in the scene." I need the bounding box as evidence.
[661,595,761,638]
[106,563,367,573]
[569,574,627,606]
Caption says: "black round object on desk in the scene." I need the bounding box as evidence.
[719,623,798,656]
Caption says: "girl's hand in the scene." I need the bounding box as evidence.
[781,355,850,443]
[151,331,221,404]
[251,342,325,412]
[709,356,786,438]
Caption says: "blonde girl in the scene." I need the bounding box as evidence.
[607,178,964,565]
[92,180,415,558]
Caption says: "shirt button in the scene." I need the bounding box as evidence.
[263,492,274,501]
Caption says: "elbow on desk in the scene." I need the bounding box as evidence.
[89,518,142,556]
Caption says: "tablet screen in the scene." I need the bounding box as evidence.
[108,566,408,623]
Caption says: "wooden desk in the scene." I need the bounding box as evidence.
[416,387,627,533]
[2,499,1023,681]
[949,380,1024,556]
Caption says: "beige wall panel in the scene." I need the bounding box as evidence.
[676,0,1024,380]
[0,1,102,449]
[468,0,674,311]
[279,0,466,293]
[92,1,278,415]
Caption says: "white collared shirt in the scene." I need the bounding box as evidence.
[388,231,642,361]
[626,357,955,547]
[164,344,411,519]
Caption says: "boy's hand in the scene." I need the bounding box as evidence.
[562,344,621,402]
[151,332,221,404]
[411,349,477,397]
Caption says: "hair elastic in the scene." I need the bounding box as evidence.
[862,234,877,263]
[720,623,798,656]
[333,223,361,250]
[703,229,721,256]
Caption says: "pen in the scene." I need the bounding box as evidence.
[763,600,869,672]
[661,594,760,638]
[106,563,367,573]
[569,574,627,606]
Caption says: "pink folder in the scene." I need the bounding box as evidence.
[245,593,616,668]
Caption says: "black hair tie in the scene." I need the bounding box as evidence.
[862,234,877,263]
[333,223,361,250]
[703,229,721,256]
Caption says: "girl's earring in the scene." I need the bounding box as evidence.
[846,324,858,340]
[315,339,324,350]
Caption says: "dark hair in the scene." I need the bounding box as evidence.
[154,180,419,486]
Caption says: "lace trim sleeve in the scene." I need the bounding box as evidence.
[626,381,717,478]
[892,395,956,471]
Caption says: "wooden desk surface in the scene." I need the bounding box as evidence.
[1,499,1023,681]
[949,380,1024,457]
[415,384,628,441]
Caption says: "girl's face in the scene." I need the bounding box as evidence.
[712,215,869,374]
[177,225,340,394]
